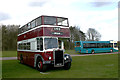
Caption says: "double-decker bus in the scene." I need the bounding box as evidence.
[17,15,72,72]
[74,41,118,54]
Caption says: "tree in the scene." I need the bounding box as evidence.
[70,26,86,42]
[86,28,101,41]
[64,26,86,50]
[2,25,19,51]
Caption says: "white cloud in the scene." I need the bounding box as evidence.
[0,0,118,41]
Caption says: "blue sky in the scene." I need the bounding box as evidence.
[0,0,119,41]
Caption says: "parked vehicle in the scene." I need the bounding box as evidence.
[74,41,118,53]
[17,15,72,72]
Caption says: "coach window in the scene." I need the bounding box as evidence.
[44,16,56,25]
[76,42,80,47]
[36,17,41,26]
[31,20,36,28]
[57,18,68,26]
[24,43,27,50]
[25,25,28,31]
[37,38,40,50]
[37,38,43,51]
[110,43,113,48]
[28,23,31,30]
[114,43,118,48]
[22,26,25,32]
[90,43,97,48]
[40,38,43,51]
[83,43,87,48]
[27,42,30,50]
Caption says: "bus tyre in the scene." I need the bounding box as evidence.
[20,54,24,64]
[63,62,71,70]
[91,50,94,54]
[36,58,47,72]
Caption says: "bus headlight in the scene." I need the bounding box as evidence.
[66,56,69,59]
[64,57,66,60]
[64,55,69,60]
[48,57,51,60]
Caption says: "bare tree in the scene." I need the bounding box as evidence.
[86,28,101,41]
[70,26,86,42]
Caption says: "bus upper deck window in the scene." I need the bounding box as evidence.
[36,17,41,26]
[57,18,68,26]
[31,20,35,28]
[28,23,31,30]
[44,16,56,25]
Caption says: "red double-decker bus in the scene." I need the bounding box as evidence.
[17,15,72,72]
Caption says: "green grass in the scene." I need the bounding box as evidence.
[2,51,17,57]
[65,50,79,55]
[2,54,118,78]
[0,60,2,79]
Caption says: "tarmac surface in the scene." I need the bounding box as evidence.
[0,52,118,60]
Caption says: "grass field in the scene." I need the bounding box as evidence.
[2,51,17,57]
[0,60,2,79]
[2,54,118,78]
[64,50,79,55]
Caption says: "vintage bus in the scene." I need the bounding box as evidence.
[74,41,118,54]
[17,15,72,72]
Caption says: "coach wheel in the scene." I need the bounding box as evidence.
[63,62,71,70]
[36,58,47,72]
[91,50,94,54]
[20,54,24,64]
[110,49,113,53]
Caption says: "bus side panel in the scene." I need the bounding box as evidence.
[75,47,81,53]
[90,48,112,53]
[80,48,112,53]
[81,49,91,53]
[17,51,35,67]
[17,51,20,60]
[28,52,35,67]
[17,51,54,67]
[18,27,43,41]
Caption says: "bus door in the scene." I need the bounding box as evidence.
[75,42,81,52]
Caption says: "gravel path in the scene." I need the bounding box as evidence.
[0,52,118,60]
[70,52,118,57]
[0,57,17,60]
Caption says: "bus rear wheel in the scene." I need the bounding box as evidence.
[20,54,24,64]
[36,58,47,72]
[91,50,95,54]
[110,49,113,53]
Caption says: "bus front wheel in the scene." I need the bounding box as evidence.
[63,62,71,70]
[36,58,47,72]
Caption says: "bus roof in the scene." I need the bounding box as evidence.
[75,41,110,43]
[19,15,68,28]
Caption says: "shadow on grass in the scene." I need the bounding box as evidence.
[17,61,66,73]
